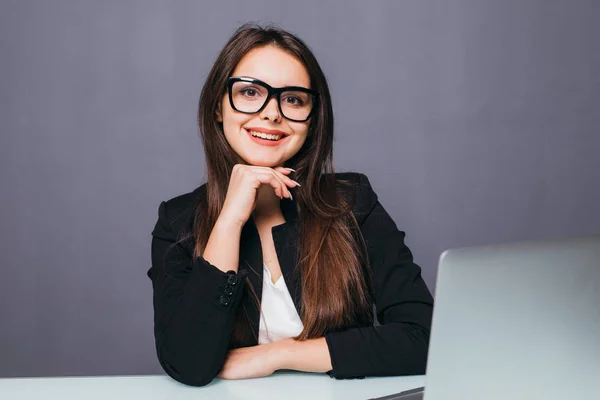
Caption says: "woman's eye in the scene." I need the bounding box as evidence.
[283,96,303,106]
[241,88,257,97]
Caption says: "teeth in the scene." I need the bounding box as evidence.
[248,130,282,141]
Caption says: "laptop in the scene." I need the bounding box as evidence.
[371,235,600,400]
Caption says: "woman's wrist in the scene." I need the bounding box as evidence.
[268,338,295,371]
[270,337,332,373]
[214,215,245,231]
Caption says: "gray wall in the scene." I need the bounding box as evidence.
[1,0,598,378]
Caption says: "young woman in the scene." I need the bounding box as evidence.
[148,23,433,387]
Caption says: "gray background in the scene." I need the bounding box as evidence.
[1,0,598,378]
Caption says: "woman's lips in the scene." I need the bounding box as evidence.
[245,129,289,147]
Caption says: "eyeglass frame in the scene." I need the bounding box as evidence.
[226,76,319,123]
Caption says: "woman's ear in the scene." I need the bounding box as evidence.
[215,102,223,123]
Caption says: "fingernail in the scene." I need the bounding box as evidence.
[291,180,301,187]
[289,192,294,201]
[284,168,296,172]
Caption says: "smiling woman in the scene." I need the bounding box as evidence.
[215,45,314,167]
[147,23,434,387]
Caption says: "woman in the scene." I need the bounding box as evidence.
[148,23,433,387]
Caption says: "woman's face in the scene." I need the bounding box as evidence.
[216,45,312,167]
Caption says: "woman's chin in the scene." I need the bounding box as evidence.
[242,157,282,168]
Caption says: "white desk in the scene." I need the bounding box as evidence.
[0,372,424,400]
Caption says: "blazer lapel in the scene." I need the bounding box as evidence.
[238,218,263,345]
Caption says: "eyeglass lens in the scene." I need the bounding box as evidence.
[231,81,313,121]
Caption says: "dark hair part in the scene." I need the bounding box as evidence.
[193,23,373,343]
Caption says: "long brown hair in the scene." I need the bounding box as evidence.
[194,23,373,341]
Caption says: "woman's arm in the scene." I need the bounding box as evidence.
[149,199,246,386]
[218,338,331,379]
[219,174,432,380]
[217,337,332,380]
[322,173,434,378]
[276,337,332,372]
[202,217,243,273]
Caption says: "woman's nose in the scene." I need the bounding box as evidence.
[259,96,282,122]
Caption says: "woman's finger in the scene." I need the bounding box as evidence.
[249,167,293,199]
[253,166,300,190]
[274,167,295,175]
[253,172,287,199]
[273,167,300,188]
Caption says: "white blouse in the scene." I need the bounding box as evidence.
[258,263,304,344]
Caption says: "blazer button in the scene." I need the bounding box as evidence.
[227,275,238,286]
[219,295,230,306]
[223,285,234,296]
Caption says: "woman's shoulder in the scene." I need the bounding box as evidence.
[155,183,207,235]
[331,172,379,222]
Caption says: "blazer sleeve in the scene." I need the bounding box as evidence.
[324,174,434,379]
[148,200,246,386]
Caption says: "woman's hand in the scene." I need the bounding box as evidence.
[217,338,332,380]
[217,342,284,380]
[218,165,299,228]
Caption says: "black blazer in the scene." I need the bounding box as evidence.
[148,172,434,387]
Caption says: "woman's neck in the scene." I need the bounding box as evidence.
[252,185,283,221]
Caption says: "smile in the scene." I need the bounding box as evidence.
[248,129,283,141]
[245,129,289,146]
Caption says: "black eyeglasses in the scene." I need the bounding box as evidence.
[227,77,319,122]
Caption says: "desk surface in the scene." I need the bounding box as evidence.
[0,372,425,400]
